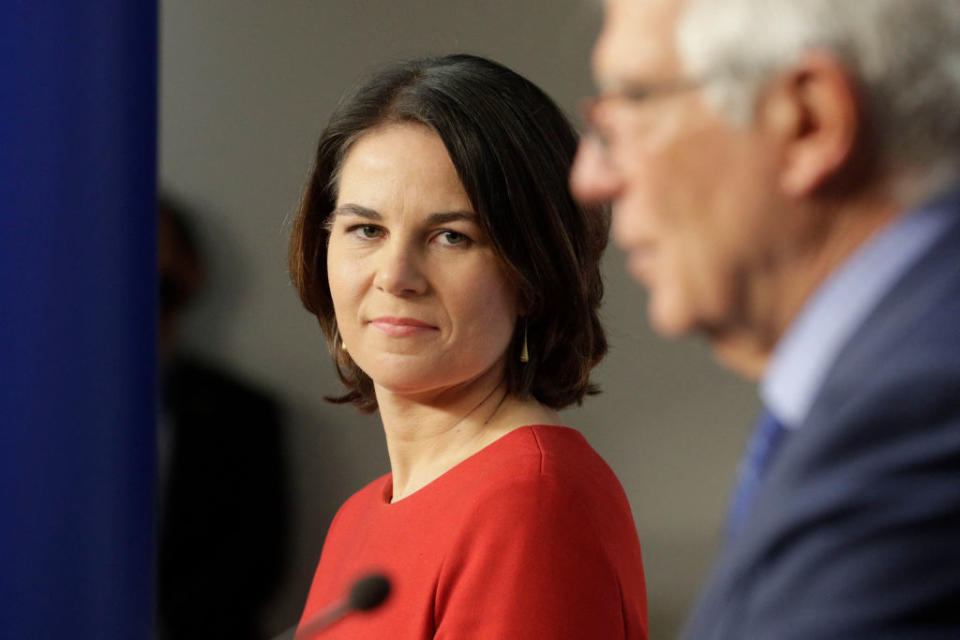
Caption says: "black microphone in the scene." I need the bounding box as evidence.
[293,573,392,639]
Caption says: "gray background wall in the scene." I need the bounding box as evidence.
[159,1,758,636]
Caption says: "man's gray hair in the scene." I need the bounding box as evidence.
[677,0,960,203]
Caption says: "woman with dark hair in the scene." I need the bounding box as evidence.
[290,54,647,639]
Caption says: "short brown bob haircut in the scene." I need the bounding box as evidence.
[289,54,608,413]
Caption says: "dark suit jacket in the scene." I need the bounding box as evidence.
[159,357,289,640]
[682,214,960,639]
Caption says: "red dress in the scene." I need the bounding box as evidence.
[297,425,648,639]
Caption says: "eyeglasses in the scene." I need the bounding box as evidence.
[580,75,721,164]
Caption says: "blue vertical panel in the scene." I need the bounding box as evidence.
[0,2,156,639]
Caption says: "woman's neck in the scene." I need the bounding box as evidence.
[376,366,561,502]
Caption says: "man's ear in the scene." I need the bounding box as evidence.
[758,51,860,197]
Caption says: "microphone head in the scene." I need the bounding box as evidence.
[348,573,391,612]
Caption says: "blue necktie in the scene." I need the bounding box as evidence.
[726,407,790,539]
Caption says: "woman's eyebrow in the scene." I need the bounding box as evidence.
[331,205,478,225]
[426,211,479,225]
[331,203,381,220]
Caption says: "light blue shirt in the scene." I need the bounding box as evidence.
[762,190,959,429]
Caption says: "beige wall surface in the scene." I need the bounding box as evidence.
[160,1,758,636]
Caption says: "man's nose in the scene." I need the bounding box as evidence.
[570,135,621,205]
[373,241,428,297]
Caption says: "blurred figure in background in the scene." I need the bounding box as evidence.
[572,0,960,638]
[158,196,290,639]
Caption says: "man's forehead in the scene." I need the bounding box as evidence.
[594,0,684,88]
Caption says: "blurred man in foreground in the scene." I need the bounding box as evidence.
[571,0,960,637]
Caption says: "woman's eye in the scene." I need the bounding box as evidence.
[349,224,383,239]
[437,230,470,246]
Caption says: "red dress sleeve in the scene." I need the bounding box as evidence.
[433,474,646,639]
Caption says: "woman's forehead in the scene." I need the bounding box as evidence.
[335,123,474,218]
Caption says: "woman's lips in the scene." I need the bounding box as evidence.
[369,317,438,337]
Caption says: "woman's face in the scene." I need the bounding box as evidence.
[327,123,519,399]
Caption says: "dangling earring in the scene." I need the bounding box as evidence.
[520,322,529,363]
[335,327,347,354]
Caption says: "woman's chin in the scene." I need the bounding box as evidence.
[364,352,508,405]
[371,370,493,405]
[371,372,446,399]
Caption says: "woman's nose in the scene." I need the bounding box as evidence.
[570,135,622,205]
[373,241,427,297]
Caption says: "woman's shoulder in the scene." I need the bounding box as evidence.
[447,425,642,572]
[523,424,607,463]
[499,424,622,484]
[469,424,632,516]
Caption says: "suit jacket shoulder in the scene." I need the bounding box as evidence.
[684,216,960,640]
